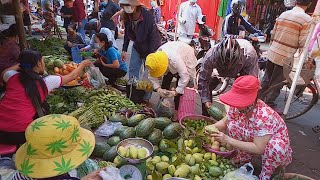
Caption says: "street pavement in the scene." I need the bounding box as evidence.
[115,35,320,179]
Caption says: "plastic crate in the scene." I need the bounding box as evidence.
[177,88,196,121]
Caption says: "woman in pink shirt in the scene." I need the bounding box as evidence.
[0,49,91,145]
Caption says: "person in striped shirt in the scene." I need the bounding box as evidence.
[259,0,312,108]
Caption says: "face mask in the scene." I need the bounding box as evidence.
[151,1,156,7]
[101,1,107,6]
[95,43,101,49]
[123,6,135,14]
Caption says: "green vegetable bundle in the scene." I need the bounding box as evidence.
[69,88,139,128]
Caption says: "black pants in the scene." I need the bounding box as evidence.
[201,77,221,117]
[258,61,285,107]
[0,131,26,145]
[94,63,126,85]
[161,72,182,110]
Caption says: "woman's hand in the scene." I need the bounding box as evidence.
[81,169,103,180]
[79,60,92,68]
[121,51,126,62]
[210,132,231,144]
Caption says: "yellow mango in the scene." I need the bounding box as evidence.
[118,146,127,157]
[129,146,138,159]
[137,148,147,159]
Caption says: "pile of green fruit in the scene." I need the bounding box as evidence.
[118,145,148,159]
[92,115,182,165]
[183,118,209,132]
[115,78,128,86]
[147,138,236,180]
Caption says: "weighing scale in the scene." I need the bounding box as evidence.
[119,162,147,180]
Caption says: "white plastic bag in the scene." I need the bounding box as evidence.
[222,163,259,180]
[95,121,123,137]
[87,65,107,89]
[99,167,123,180]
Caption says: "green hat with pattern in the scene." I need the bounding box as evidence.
[15,114,95,178]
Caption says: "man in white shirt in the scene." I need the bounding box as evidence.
[81,18,117,51]
[177,0,203,38]
[145,41,197,109]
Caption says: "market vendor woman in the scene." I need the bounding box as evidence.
[0,49,91,145]
[94,33,127,85]
[206,75,292,180]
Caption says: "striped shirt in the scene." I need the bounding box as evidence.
[267,6,311,66]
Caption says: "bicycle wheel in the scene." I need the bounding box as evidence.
[262,81,318,120]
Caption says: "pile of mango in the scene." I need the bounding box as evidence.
[118,145,148,159]
[46,59,88,86]
[146,139,236,180]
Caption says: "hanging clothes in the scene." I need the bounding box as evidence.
[218,0,229,18]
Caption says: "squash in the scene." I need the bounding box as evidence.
[163,123,182,139]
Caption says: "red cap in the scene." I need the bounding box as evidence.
[219,75,260,108]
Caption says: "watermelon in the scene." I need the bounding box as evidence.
[120,127,136,139]
[135,118,155,137]
[107,136,121,146]
[147,128,163,145]
[53,59,64,68]
[127,114,145,127]
[207,106,225,120]
[163,123,182,139]
[154,117,172,130]
[114,126,128,136]
[46,60,54,69]
[92,143,110,157]
[109,114,128,125]
[103,146,118,162]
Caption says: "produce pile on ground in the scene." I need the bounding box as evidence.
[69,88,139,128]
[46,61,88,86]
[47,86,87,114]
[115,78,128,86]
[28,38,68,57]
[92,115,183,165]
[143,117,236,180]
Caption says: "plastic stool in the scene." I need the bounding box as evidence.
[0,144,16,155]
[177,88,197,121]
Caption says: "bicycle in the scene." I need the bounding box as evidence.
[261,58,319,120]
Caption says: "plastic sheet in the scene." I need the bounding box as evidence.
[95,121,123,137]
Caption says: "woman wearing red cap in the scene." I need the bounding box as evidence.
[206,75,292,180]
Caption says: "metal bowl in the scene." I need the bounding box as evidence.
[116,138,154,164]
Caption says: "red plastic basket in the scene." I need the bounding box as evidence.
[177,88,196,121]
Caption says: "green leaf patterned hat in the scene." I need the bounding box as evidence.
[15,114,95,178]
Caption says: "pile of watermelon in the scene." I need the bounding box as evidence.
[92,113,182,164]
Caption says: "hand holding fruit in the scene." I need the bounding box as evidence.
[211,131,231,144]
[205,102,212,109]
